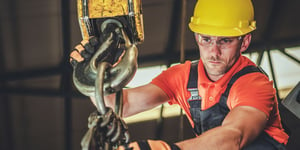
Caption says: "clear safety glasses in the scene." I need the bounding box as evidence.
[195,34,242,49]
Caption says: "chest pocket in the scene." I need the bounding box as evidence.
[187,61,266,135]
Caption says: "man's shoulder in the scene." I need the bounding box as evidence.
[152,60,193,82]
[227,65,276,112]
[164,60,193,74]
[231,69,273,93]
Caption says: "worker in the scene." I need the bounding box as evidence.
[70,0,289,149]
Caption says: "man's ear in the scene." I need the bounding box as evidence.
[240,34,252,53]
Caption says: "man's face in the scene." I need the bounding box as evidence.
[195,33,244,80]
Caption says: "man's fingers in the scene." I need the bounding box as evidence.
[81,39,94,54]
[75,44,85,53]
[74,43,92,60]
[89,36,99,47]
[70,37,99,64]
[70,49,84,62]
[80,36,99,54]
[70,57,79,67]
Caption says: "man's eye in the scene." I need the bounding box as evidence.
[220,38,233,44]
[202,38,211,43]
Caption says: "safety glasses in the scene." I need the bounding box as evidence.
[195,34,242,49]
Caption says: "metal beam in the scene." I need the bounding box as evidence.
[260,0,282,43]
[278,49,300,65]
[137,36,300,67]
[0,7,14,150]
[178,0,187,141]
[0,38,298,81]
[163,0,182,66]
[0,66,62,82]
[60,0,72,150]
[0,86,86,98]
[267,50,280,100]
[0,0,20,149]
[256,50,264,66]
[248,37,300,53]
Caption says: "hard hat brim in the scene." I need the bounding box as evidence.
[189,22,256,37]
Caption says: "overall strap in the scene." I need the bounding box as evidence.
[222,65,267,98]
[187,61,199,89]
[187,61,201,102]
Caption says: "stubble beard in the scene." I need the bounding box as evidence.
[204,56,228,78]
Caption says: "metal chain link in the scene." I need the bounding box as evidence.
[80,25,137,149]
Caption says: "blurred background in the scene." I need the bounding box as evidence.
[0,0,299,150]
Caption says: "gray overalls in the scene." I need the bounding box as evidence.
[187,62,286,150]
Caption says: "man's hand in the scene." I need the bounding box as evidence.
[70,36,100,67]
[70,34,117,97]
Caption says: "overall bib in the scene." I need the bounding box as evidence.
[187,62,286,150]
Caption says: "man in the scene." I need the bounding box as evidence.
[71,0,289,149]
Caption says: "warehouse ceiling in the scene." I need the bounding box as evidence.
[0,0,299,107]
[0,0,299,72]
[1,0,300,84]
[0,0,299,114]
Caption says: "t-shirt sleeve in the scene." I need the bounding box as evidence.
[228,72,276,118]
[151,61,191,105]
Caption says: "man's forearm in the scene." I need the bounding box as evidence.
[175,126,242,150]
[90,84,170,118]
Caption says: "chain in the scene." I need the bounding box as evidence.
[80,61,131,150]
[80,23,137,149]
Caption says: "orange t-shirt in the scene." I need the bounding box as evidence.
[151,56,289,144]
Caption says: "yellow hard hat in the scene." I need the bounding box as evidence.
[189,0,256,37]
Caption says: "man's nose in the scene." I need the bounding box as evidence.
[209,42,221,56]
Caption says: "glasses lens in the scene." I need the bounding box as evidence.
[196,34,241,49]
